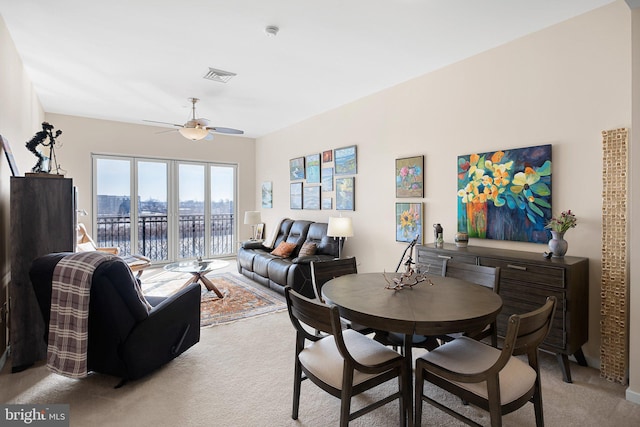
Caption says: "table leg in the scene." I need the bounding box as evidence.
[404,334,414,427]
[199,274,225,299]
[178,274,198,291]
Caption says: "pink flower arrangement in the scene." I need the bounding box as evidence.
[545,210,577,233]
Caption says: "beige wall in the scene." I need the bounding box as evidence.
[0,17,45,361]
[257,1,631,373]
[44,113,257,240]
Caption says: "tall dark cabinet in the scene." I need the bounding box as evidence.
[9,175,75,371]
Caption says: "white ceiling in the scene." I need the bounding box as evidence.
[1,0,615,138]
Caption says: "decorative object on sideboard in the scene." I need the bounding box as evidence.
[545,210,577,258]
[243,211,262,240]
[433,223,443,248]
[25,121,64,174]
[327,216,353,259]
[454,231,469,248]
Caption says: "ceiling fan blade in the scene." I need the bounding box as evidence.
[207,126,244,135]
[143,119,184,128]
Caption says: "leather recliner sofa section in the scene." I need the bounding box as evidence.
[237,219,339,298]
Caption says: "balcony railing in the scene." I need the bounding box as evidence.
[96,213,235,261]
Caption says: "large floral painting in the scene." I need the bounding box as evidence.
[457,144,552,243]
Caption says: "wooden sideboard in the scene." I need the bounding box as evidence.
[416,243,589,383]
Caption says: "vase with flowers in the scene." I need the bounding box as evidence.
[545,210,577,257]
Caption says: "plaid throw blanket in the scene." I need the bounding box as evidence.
[47,251,115,378]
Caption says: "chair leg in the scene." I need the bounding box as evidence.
[532,363,545,427]
[398,370,405,427]
[414,360,424,427]
[340,370,354,427]
[292,360,302,420]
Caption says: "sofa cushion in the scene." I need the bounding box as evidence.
[298,242,317,257]
[271,241,297,257]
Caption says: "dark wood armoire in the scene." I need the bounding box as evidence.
[9,175,75,371]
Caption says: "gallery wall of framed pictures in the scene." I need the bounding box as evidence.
[289,145,357,211]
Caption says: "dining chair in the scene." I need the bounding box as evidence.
[284,286,409,427]
[415,296,557,427]
[439,261,501,347]
[311,257,375,335]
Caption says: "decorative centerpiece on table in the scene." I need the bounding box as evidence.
[545,210,577,257]
[383,260,434,291]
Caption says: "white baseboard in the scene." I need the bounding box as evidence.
[626,387,640,404]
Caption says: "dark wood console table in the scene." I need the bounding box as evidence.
[416,243,589,383]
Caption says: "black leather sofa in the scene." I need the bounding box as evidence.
[29,252,201,382]
[237,219,339,298]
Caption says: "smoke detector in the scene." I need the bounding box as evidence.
[265,25,279,37]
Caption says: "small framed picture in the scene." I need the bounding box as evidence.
[396,202,423,243]
[290,157,305,180]
[303,185,320,210]
[334,145,357,175]
[305,153,321,183]
[322,149,333,163]
[336,177,355,211]
[261,181,273,208]
[321,167,333,191]
[1,135,19,176]
[255,223,265,240]
[290,182,303,209]
[322,197,333,210]
[396,155,424,198]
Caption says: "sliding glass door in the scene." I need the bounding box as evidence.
[93,155,236,263]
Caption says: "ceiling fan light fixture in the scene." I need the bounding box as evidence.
[179,126,209,141]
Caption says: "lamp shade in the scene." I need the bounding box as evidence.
[244,211,262,225]
[178,126,209,141]
[327,217,353,238]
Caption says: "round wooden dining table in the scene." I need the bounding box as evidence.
[322,272,503,427]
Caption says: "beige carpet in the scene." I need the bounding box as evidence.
[2,309,640,426]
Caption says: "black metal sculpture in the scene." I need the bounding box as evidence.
[25,121,62,173]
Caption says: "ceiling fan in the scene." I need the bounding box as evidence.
[144,97,244,141]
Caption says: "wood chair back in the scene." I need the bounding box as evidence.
[311,257,357,302]
[415,296,557,427]
[444,260,500,292]
[284,286,408,426]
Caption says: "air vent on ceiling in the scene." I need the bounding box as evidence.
[203,67,237,83]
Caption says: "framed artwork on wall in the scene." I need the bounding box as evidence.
[303,185,320,209]
[305,153,321,183]
[395,155,424,198]
[457,144,552,243]
[290,182,303,209]
[396,202,423,243]
[322,150,333,163]
[322,197,333,210]
[290,157,305,180]
[334,145,357,175]
[1,135,19,176]
[261,181,273,208]
[336,177,355,210]
[321,167,333,191]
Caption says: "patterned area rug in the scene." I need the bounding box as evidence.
[142,271,286,328]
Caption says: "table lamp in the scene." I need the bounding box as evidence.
[244,211,262,240]
[327,216,353,259]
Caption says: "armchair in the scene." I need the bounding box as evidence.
[76,222,151,277]
[30,252,201,383]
